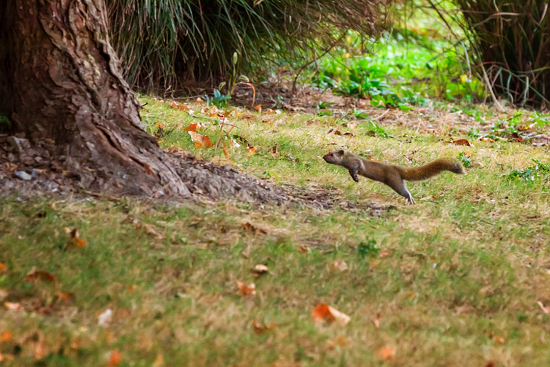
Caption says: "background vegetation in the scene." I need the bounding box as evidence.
[106,0,387,92]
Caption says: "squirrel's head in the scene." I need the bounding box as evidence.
[323,150,345,164]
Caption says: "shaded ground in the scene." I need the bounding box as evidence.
[0,136,385,216]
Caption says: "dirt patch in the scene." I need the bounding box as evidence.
[0,136,387,215]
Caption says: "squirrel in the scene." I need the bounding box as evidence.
[323,150,464,204]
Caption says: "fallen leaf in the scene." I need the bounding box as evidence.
[370,314,379,329]
[252,264,269,275]
[143,224,164,240]
[65,228,87,249]
[494,335,505,343]
[252,320,278,334]
[254,105,262,113]
[298,245,309,254]
[236,281,256,296]
[169,101,189,111]
[33,341,46,360]
[486,361,495,367]
[4,302,21,311]
[152,353,165,367]
[107,349,121,367]
[241,246,252,258]
[0,263,6,273]
[537,301,550,314]
[327,128,342,135]
[24,270,55,283]
[380,251,390,258]
[128,285,137,293]
[55,291,75,304]
[331,260,348,272]
[98,308,113,327]
[0,331,12,342]
[188,131,213,149]
[377,346,394,360]
[241,222,267,234]
[196,97,204,104]
[0,289,7,300]
[445,139,472,146]
[246,145,257,160]
[311,304,350,326]
[480,137,495,142]
[347,123,357,129]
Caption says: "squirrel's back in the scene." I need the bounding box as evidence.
[397,157,464,181]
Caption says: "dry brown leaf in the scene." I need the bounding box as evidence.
[254,105,262,113]
[55,291,75,304]
[246,145,257,160]
[24,270,55,284]
[298,245,309,254]
[143,224,164,240]
[108,349,121,367]
[152,354,165,367]
[196,97,204,104]
[188,131,213,149]
[0,263,6,273]
[377,346,394,360]
[128,285,137,293]
[537,301,550,314]
[373,313,381,329]
[252,320,278,334]
[446,139,472,146]
[0,289,7,300]
[331,260,348,272]
[379,251,390,258]
[241,222,267,234]
[0,331,12,342]
[33,341,46,360]
[311,304,350,326]
[4,302,22,311]
[65,228,87,249]
[169,101,189,111]
[252,264,269,275]
[236,281,256,296]
[183,123,204,132]
[480,137,495,142]
[494,335,505,344]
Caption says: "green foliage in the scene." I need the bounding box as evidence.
[0,112,10,125]
[357,240,379,258]
[106,0,385,91]
[366,121,389,138]
[457,152,471,168]
[314,31,485,105]
[507,159,550,183]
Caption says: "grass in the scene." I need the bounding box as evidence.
[1,97,550,366]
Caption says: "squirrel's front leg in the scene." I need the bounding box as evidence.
[349,168,360,182]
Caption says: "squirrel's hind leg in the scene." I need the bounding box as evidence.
[390,179,415,204]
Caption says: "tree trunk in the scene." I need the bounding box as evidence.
[0,0,189,196]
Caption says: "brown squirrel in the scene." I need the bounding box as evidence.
[323,150,464,204]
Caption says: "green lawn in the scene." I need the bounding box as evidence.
[1,97,550,366]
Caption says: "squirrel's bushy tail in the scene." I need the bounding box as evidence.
[398,158,464,181]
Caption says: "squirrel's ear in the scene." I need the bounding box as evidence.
[336,150,345,155]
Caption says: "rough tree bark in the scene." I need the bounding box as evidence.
[0,0,189,196]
